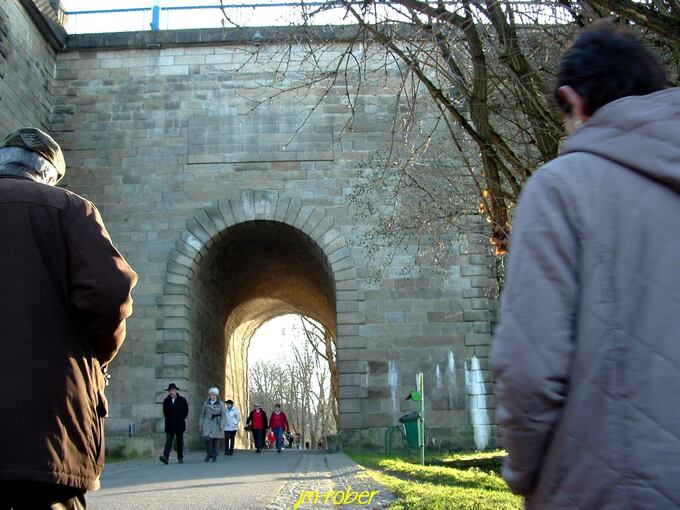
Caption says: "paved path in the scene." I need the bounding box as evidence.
[87,450,394,510]
[267,452,394,510]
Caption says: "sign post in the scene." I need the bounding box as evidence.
[405,373,426,465]
[417,372,425,465]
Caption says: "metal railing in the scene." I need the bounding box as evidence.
[62,1,472,34]
[63,2,334,33]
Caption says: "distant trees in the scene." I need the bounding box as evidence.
[248,315,337,448]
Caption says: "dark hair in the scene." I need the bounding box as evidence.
[225,399,233,405]
[555,21,667,116]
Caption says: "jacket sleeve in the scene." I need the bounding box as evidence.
[181,397,189,420]
[284,413,290,431]
[66,198,137,365]
[263,411,268,429]
[245,410,252,426]
[491,169,579,496]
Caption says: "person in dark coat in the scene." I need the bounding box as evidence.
[0,128,137,509]
[159,383,189,465]
[245,403,268,453]
[491,23,680,509]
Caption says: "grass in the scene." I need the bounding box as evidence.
[434,450,506,472]
[105,444,151,463]
[347,451,522,510]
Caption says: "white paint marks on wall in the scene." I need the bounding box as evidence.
[388,360,399,417]
[448,350,456,374]
[465,355,490,450]
[435,363,442,388]
[447,349,456,408]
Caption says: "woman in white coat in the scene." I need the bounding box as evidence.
[222,399,241,456]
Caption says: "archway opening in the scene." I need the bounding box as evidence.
[248,314,337,450]
[186,220,337,446]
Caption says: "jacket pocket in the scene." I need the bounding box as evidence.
[93,388,108,467]
[96,388,109,418]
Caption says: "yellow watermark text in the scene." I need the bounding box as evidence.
[293,486,380,508]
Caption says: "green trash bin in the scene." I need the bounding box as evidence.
[326,434,341,453]
[399,411,421,449]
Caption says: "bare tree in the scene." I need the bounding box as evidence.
[578,0,680,43]
[221,1,677,270]
[299,315,338,425]
[248,316,337,447]
[219,1,571,268]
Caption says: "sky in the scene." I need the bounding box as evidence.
[248,313,308,365]
[60,1,569,34]
[61,1,352,34]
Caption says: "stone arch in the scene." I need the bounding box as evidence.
[156,190,360,440]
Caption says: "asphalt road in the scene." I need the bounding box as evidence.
[87,449,304,510]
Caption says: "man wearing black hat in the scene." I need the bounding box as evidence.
[160,383,189,464]
[0,127,137,508]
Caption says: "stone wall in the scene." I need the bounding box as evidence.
[0,0,57,134]
[12,7,499,451]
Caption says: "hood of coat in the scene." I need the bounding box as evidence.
[561,87,680,193]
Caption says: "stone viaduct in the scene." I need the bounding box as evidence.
[1,0,498,450]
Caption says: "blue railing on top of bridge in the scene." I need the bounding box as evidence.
[63,2,336,31]
[63,1,464,32]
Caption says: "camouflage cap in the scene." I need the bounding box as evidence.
[1,128,65,181]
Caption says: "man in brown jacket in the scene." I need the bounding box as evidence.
[0,128,137,509]
[491,24,679,509]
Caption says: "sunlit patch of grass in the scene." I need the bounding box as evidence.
[348,452,522,510]
[436,449,506,472]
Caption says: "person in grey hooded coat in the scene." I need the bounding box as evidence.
[491,22,680,509]
[199,387,226,462]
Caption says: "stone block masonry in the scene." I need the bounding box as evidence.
[5,7,499,451]
[0,0,59,134]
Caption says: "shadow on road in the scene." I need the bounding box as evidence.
[88,450,312,510]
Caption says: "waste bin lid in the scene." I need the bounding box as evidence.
[398,410,421,422]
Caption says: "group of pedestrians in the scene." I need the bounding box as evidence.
[160,385,242,464]
[247,403,290,453]
[159,384,291,463]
